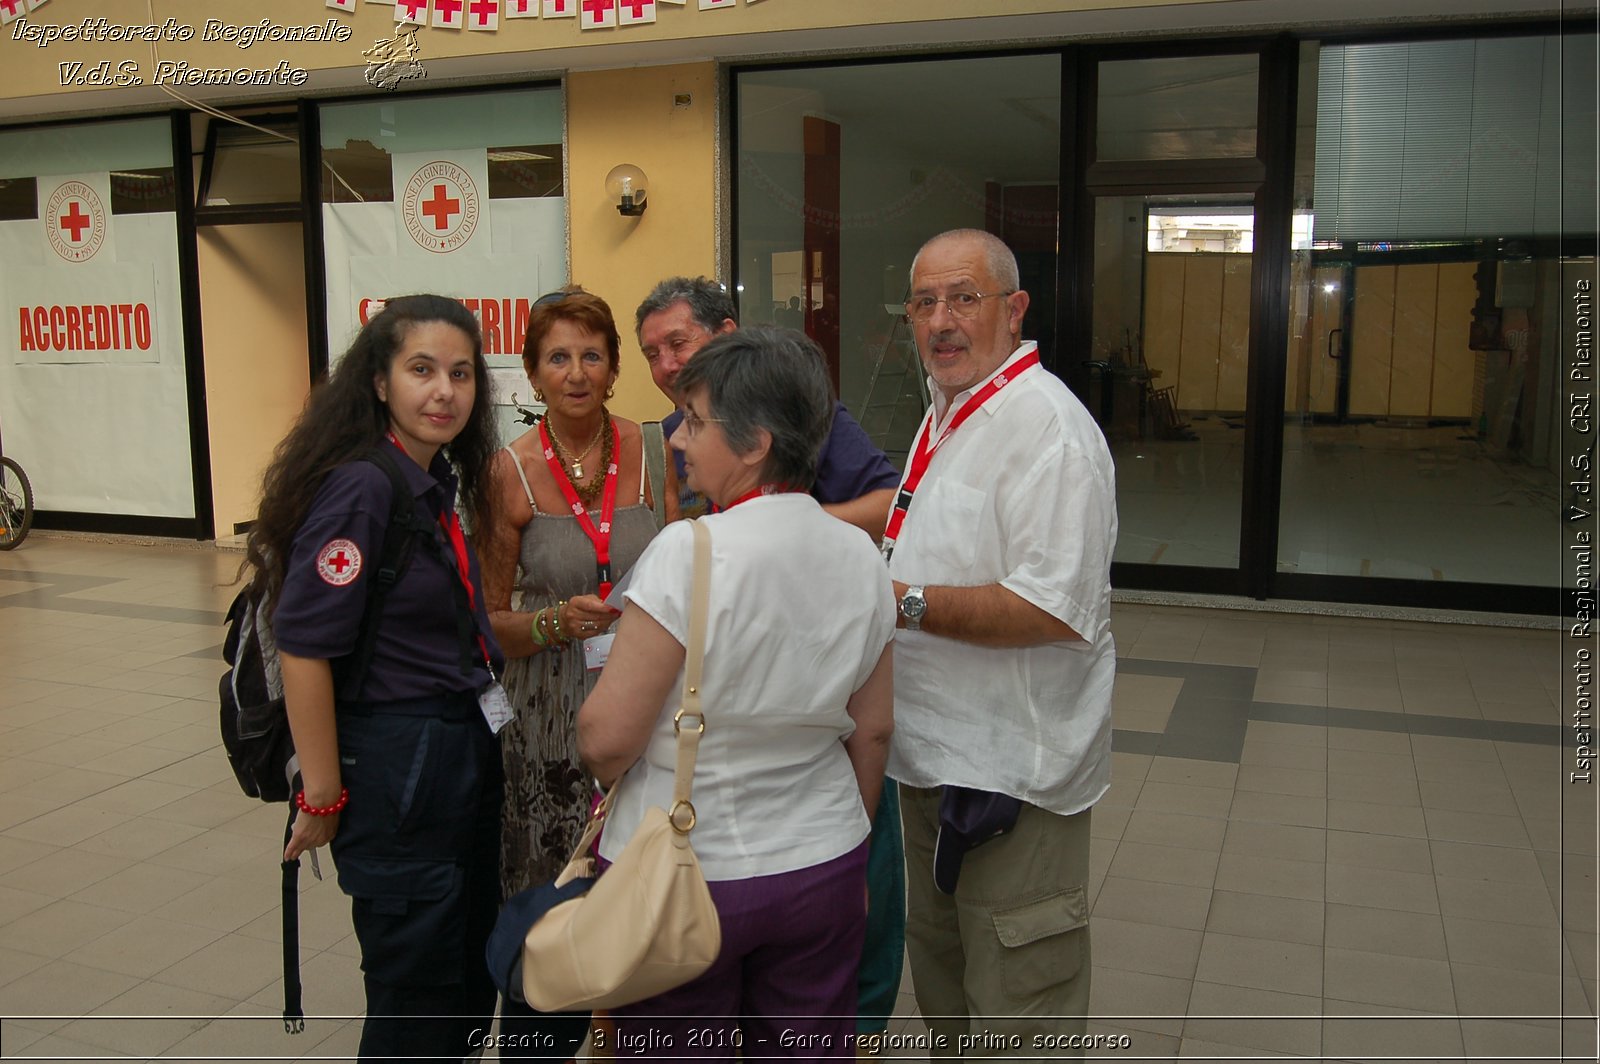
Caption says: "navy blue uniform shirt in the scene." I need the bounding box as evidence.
[274,449,505,703]
[663,401,900,520]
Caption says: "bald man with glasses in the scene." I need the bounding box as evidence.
[885,229,1117,1055]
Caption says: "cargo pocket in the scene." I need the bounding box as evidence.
[991,885,1088,1001]
[338,856,465,986]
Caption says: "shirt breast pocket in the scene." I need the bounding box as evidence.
[916,478,987,571]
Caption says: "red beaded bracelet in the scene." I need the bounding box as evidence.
[295,787,349,817]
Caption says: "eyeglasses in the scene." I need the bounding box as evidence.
[903,290,1014,322]
[680,410,726,438]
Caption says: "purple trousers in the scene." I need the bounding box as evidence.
[610,840,869,1061]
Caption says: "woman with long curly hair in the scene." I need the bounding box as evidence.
[247,294,506,1063]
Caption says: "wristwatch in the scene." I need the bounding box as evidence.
[899,585,928,631]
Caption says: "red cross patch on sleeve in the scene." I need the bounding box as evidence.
[316,539,363,587]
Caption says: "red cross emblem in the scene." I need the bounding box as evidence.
[0,0,26,18]
[44,180,106,263]
[618,0,651,18]
[469,0,498,24]
[59,201,91,242]
[579,0,611,22]
[421,184,460,231]
[397,0,427,18]
[548,0,571,12]
[316,539,363,587]
[434,0,463,22]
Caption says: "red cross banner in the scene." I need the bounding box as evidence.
[326,0,356,11]
[697,0,734,9]
[433,0,465,27]
[38,173,116,266]
[0,0,25,26]
[391,151,491,258]
[395,0,428,25]
[505,0,538,17]
[578,0,615,27]
[542,0,575,18]
[617,0,655,25]
[466,0,499,28]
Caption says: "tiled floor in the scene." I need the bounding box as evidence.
[1,535,1596,1061]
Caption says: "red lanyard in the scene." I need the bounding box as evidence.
[881,348,1040,560]
[387,433,493,670]
[539,418,621,598]
[713,483,801,512]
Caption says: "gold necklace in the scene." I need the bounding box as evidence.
[545,415,606,480]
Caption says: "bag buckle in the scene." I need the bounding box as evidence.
[668,799,697,834]
[673,708,704,735]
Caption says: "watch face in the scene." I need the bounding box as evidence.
[901,589,926,619]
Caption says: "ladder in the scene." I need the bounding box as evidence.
[857,307,929,468]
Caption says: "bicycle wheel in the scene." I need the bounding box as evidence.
[0,455,33,550]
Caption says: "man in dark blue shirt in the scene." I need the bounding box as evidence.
[635,276,899,534]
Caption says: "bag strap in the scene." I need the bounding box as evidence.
[669,518,711,830]
[335,448,422,699]
[642,421,667,528]
[553,518,712,886]
[278,807,305,1034]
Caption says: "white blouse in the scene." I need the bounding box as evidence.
[600,494,897,881]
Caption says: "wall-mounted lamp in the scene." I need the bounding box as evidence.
[605,164,648,217]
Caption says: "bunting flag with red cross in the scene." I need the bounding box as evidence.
[543,0,575,17]
[697,0,734,9]
[505,0,538,17]
[617,0,654,24]
[433,0,465,27]
[578,0,615,29]
[25,0,49,10]
[326,0,356,12]
[466,0,499,29]
[0,0,26,26]
[395,0,428,24]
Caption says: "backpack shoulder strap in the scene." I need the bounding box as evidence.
[336,448,423,699]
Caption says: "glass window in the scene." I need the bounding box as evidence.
[1279,36,1594,588]
[1097,54,1259,161]
[203,119,300,207]
[318,87,566,443]
[736,54,1061,465]
[0,176,36,221]
[1086,193,1254,570]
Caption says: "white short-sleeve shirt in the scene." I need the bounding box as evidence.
[886,342,1119,816]
[599,494,898,881]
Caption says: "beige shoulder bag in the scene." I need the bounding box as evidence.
[521,518,721,1013]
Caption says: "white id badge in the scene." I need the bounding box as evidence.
[478,682,514,734]
[583,632,615,673]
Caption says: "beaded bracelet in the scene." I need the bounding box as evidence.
[295,787,349,817]
[552,599,570,643]
[531,611,550,648]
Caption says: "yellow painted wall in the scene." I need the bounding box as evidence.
[567,63,718,425]
[199,224,310,534]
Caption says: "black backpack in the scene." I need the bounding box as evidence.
[218,447,421,1031]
